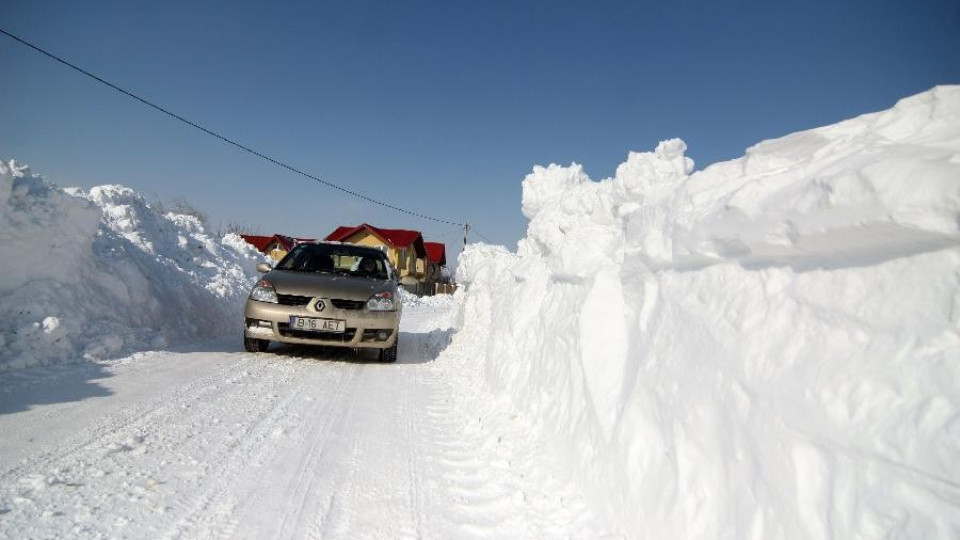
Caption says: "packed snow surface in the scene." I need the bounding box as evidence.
[456,86,960,539]
[0,300,614,539]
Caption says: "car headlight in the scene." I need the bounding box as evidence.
[366,291,396,311]
[250,279,278,303]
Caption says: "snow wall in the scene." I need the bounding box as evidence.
[0,161,265,371]
[456,86,960,539]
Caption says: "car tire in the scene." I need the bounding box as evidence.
[378,343,398,363]
[244,337,269,353]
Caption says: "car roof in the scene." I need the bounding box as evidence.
[300,241,387,257]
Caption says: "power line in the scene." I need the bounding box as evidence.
[422,223,463,244]
[474,231,495,244]
[471,227,496,244]
[0,27,464,227]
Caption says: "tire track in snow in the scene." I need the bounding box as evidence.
[280,335,431,540]
[159,356,359,540]
[271,359,362,540]
[409,334,609,540]
[159,366,308,539]
[303,361,420,540]
[0,352,302,538]
[404,380,427,540]
[1,304,615,538]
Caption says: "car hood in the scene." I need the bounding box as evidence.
[266,269,395,301]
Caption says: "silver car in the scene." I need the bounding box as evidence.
[243,241,402,362]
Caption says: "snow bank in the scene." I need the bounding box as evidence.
[455,86,960,539]
[0,160,265,370]
[397,287,459,309]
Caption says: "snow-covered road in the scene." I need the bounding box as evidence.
[0,302,609,539]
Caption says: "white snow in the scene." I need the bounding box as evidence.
[0,155,612,539]
[0,161,265,370]
[455,85,960,539]
[0,300,615,539]
[1,85,959,539]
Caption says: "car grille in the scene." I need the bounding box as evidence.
[276,294,311,306]
[330,299,366,310]
[278,323,357,342]
[275,295,365,310]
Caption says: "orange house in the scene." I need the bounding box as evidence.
[324,223,427,283]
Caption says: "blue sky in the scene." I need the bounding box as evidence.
[1,0,958,261]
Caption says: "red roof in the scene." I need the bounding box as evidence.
[325,223,427,257]
[274,235,317,251]
[424,242,446,265]
[240,234,273,252]
[241,234,315,253]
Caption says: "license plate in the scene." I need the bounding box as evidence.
[289,316,346,333]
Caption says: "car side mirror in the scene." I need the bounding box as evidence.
[256,262,273,273]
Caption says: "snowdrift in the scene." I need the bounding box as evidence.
[0,160,265,371]
[456,86,960,539]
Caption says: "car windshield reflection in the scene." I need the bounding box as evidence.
[276,244,390,280]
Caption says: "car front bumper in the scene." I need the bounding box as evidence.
[244,299,400,349]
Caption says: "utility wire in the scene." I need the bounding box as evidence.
[0,27,464,227]
[471,227,496,244]
[422,223,462,244]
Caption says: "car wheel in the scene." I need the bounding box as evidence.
[378,343,398,363]
[244,337,269,353]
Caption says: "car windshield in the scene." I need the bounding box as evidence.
[276,244,390,280]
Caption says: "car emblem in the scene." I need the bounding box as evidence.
[315,300,325,312]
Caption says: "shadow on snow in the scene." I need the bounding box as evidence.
[0,327,457,414]
[262,328,455,366]
[0,361,114,416]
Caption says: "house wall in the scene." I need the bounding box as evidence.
[266,242,288,261]
[346,231,410,277]
[342,231,424,278]
[399,247,424,279]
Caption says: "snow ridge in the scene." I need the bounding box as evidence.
[456,86,960,539]
[0,162,265,370]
